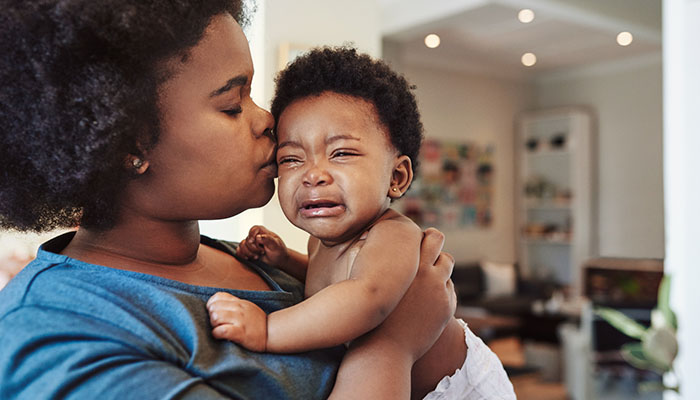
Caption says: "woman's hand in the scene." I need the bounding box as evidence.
[330,228,456,399]
[372,227,456,361]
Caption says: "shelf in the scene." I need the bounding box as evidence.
[524,149,570,157]
[516,108,594,291]
[522,238,572,246]
[524,200,572,210]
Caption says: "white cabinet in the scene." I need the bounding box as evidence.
[515,108,596,294]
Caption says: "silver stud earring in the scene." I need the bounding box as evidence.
[132,158,144,169]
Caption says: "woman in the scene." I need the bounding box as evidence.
[0,1,456,398]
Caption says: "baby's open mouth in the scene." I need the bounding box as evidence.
[302,202,339,210]
[299,200,345,217]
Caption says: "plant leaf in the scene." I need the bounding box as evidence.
[596,307,647,339]
[621,343,658,371]
[641,327,678,371]
[656,275,678,330]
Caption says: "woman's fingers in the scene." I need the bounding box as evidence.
[419,227,445,268]
[434,250,456,281]
[360,228,456,363]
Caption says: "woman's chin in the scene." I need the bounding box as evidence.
[242,180,276,211]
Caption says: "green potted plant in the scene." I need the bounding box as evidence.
[596,275,679,393]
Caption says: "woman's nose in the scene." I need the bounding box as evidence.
[303,162,333,187]
[251,101,274,140]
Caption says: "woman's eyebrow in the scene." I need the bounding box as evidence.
[210,75,248,97]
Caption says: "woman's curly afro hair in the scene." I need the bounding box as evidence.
[271,46,423,175]
[0,0,249,232]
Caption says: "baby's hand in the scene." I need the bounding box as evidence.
[207,292,268,352]
[238,225,288,267]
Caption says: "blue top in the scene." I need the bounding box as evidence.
[0,233,344,399]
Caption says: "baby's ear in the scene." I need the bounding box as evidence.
[388,155,413,199]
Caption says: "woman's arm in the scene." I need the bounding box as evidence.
[330,228,456,399]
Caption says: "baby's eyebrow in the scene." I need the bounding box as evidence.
[325,134,360,144]
[277,140,302,150]
[277,134,360,150]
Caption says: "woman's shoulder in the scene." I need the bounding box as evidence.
[203,236,306,303]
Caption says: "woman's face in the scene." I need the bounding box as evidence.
[127,14,276,221]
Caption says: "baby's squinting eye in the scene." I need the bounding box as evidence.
[332,150,359,158]
[278,157,300,165]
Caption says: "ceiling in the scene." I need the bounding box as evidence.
[380,0,662,80]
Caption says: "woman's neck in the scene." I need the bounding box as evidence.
[62,218,202,269]
[62,220,273,291]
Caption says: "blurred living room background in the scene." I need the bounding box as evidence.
[2,1,698,399]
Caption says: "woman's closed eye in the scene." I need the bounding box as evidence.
[222,106,243,116]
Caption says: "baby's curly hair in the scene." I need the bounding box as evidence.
[271,46,423,175]
[0,0,249,232]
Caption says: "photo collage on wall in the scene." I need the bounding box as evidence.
[397,139,495,229]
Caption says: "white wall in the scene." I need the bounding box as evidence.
[535,56,665,259]
[380,56,534,264]
[263,0,381,102]
[664,0,700,397]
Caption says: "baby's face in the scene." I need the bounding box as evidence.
[275,92,400,245]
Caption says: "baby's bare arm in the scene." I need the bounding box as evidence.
[266,217,422,353]
[330,228,456,399]
[277,248,308,282]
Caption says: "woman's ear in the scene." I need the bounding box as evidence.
[124,154,150,175]
[388,155,413,199]
[124,139,150,175]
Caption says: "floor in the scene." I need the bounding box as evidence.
[489,337,568,400]
[487,337,664,400]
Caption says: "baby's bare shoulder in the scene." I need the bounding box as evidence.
[367,209,421,240]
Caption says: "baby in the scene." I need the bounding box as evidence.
[207,47,514,399]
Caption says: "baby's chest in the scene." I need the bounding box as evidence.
[305,245,362,297]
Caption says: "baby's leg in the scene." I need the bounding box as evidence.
[411,317,467,399]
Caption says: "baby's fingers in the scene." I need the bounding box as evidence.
[207,293,248,327]
[238,238,264,260]
[208,291,234,304]
[212,323,245,341]
[256,234,283,250]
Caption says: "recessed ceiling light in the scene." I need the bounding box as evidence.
[518,9,535,23]
[617,31,633,46]
[521,52,537,67]
[424,34,440,49]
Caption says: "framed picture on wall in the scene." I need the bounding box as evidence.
[395,139,495,230]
